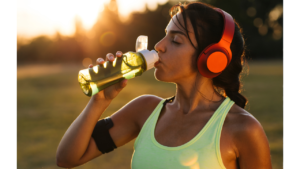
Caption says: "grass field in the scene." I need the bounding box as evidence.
[17,60,283,169]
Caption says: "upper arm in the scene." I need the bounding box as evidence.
[109,95,162,147]
[74,95,162,166]
[234,114,272,169]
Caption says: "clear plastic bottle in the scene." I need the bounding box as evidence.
[78,36,158,97]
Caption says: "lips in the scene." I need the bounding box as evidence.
[154,60,161,67]
[154,56,162,67]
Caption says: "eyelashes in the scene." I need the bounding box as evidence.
[172,40,180,45]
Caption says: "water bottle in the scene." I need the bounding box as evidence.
[78,35,159,96]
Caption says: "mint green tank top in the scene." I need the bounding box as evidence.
[131,97,235,169]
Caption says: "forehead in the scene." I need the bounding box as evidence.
[166,13,194,35]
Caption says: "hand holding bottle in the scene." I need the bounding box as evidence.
[78,35,158,97]
[89,51,128,102]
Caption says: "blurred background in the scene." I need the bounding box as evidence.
[17,0,283,168]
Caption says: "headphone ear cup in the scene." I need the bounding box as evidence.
[197,47,229,78]
[206,52,228,73]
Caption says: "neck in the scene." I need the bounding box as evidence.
[171,73,224,114]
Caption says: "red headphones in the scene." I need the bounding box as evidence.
[197,8,235,78]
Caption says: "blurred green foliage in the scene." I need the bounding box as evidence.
[17,0,283,65]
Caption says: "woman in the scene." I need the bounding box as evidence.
[56,2,272,169]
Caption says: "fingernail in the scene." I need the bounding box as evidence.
[110,56,114,60]
[117,51,121,56]
[97,58,102,63]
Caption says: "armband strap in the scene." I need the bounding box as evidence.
[91,117,117,154]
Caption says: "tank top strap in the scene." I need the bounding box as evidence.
[209,97,235,168]
[203,97,234,136]
[212,96,235,129]
[213,97,233,117]
[134,98,166,148]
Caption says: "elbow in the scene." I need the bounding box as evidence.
[56,156,68,168]
[56,158,76,168]
[56,154,76,168]
[56,158,65,168]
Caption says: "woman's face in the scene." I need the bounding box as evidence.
[154,13,199,83]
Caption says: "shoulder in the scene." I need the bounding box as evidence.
[225,104,266,140]
[121,95,164,128]
[116,94,163,112]
[108,95,164,147]
[130,94,163,107]
[224,104,270,158]
[225,104,262,132]
[123,95,163,115]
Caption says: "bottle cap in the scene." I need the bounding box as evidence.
[136,35,148,52]
[139,49,159,70]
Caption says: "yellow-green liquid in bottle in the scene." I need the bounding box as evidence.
[78,51,147,97]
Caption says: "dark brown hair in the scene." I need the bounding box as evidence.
[169,2,248,108]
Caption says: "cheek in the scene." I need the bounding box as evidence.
[154,64,193,82]
[154,50,198,81]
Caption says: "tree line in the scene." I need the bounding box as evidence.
[17,0,283,65]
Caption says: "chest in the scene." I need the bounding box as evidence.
[153,108,238,169]
[154,110,211,146]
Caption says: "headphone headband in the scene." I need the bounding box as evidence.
[197,8,235,78]
[214,8,235,45]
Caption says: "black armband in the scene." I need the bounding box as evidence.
[91,117,117,154]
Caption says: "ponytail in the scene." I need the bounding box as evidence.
[213,23,248,108]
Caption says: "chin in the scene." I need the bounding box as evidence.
[154,68,173,82]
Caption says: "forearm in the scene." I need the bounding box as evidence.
[56,97,111,163]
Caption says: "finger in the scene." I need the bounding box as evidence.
[96,58,105,65]
[88,64,93,68]
[116,51,123,57]
[106,53,115,62]
[120,79,128,88]
[114,79,128,92]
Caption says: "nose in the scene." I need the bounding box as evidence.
[154,38,166,53]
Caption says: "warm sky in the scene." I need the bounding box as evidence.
[17,0,168,38]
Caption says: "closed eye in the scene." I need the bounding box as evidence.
[172,40,180,45]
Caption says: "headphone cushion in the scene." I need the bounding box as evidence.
[197,44,230,78]
[206,51,228,73]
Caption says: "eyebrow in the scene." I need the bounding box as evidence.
[165,29,187,38]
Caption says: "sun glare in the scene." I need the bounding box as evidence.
[179,149,200,169]
[100,31,116,47]
[82,57,93,68]
[17,0,168,38]
[17,0,109,38]
[117,0,167,20]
